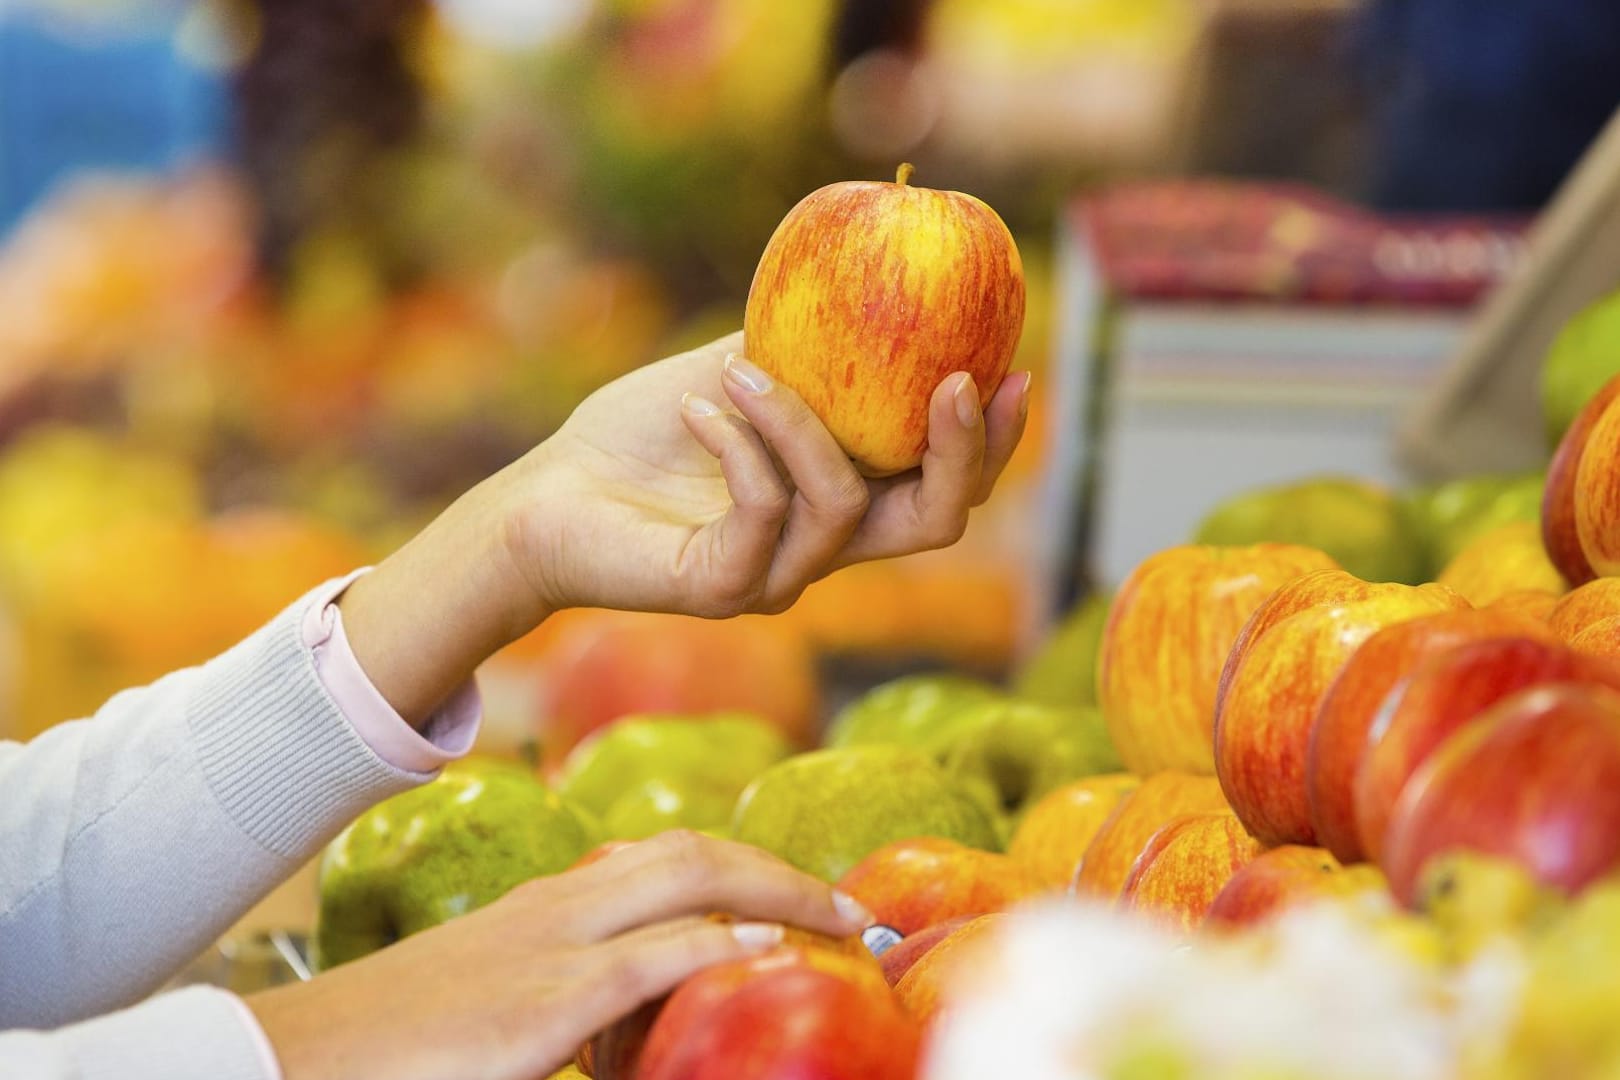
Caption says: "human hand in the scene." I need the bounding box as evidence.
[339,331,1028,724]
[503,330,1030,619]
[249,831,873,1080]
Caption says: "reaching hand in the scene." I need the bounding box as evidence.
[248,832,873,1080]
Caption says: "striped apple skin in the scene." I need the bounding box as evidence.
[744,168,1025,476]
[1576,392,1620,577]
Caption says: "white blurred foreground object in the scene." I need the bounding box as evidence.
[924,899,1522,1080]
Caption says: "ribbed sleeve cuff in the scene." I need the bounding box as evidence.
[58,986,275,1080]
[187,580,437,860]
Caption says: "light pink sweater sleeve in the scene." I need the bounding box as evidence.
[0,572,484,1080]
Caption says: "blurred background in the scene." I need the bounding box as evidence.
[2,0,1619,749]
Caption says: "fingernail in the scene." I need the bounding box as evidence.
[731,922,785,951]
[833,891,874,928]
[724,353,773,395]
[1016,371,1033,420]
[953,373,980,428]
[682,392,723,417]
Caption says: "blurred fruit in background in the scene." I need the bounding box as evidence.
[1408,472,1545,575]
[1194,476,1426,585]
[1541,286,1620,448]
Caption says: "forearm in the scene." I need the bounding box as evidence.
[0,583,446,1029]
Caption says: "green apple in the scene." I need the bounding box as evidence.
[557,714,791,839]
[731,746,1000,881]
[1406,472,1544,573]
[824,674,1002,750]
[1542,287,1620,446]
[1013,592,1112,708]
[314,758,597,970]
[1194,475,1425,584]
[936,698,1122,838]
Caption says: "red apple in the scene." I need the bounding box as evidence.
[1353,637,1620,863]
[1305,608,1552,863]
[1008,773,1140,890]
[1548,578,1620,640]
[1571,618,1620,662]
[532,610,819,764]
[893,914,1003,1027]
[638,947,921,1080]
[1577,392,1620,577]
[1383,683,1620,904]
[837,836,1044,936]
[1205,845,1387,929]
[1546,373,1620,585]
[1214,570,1468,845]
[1073,772,1231,899]
[744,163,1025,476]
[1097,543,1339,774]
[1118,812,1263,932]
[877,916,975,987]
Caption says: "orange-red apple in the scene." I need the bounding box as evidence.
[1353,636,1620,863]
[1486,589,1561,623]
[1204,845,1386,929]
[1097,543,1340,774]
[877,916,975,987]
[1548,578,1620,640]
[1436,520,1567,608]
[1305,608,1552,863]
[1383,683,1620,905]
[532,610,819,764]
[1118,812,1262,932]
[638,947,921,1080]
[1576,392,1620,577]
[836,836,1044,936]
[1547,373,1620,584]
[1008,773,1140,889]
[893,913,1003,1027]
[744,163,1025,476]
[1571,618,1620,662]
[1214,570,1467,845]
[1073,771,1230,898]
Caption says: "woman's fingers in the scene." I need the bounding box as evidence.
[576,916,786,1020]
[974,371,1031,506]
[551,831,871,945]
[677,395,791,614]
[720,354,870,608]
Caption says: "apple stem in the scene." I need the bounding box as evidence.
[896,162,915,187]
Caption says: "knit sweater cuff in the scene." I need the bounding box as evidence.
[186,579,440,860]
[59,986,273,1080]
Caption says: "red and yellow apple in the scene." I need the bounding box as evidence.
[1576,391,1620,575]
[1436,520,1566,608]
[1353,636,1620,864]
[1486,589,1561,623]
[1073,772,1230,898]
[1214,570,1468,846]
[1204,845,1386,929]
[1305,608,1552,863]
[1547,373,1620,583]
[1118,811,1263,932]
[744,163,1025,476]
[1382,683,1620,905]
[1008,773,1140,889]
[531,610,819,764]
[1548,578,1620,640]
[1097,543,1340,774]
[836,836,1044,936]
[877,915,975,987]
[893,913,1003,1027]
[637,947,921,1080]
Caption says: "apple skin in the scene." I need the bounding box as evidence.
[1097,543,1340,775]
[1072,771,1230,899]
[836,836,1044,936]
[1353,637,1620,864]
[1118,812,1263,932]
[744,163,1025,476]
[1436,520,1567,607]
[1570,618,1620,662]
[1549,578,1620,640]
[1486,589,1561,623]
[1009,773,1140,889]
[877,916,975,987]
[1546,373,1620,585]
[637,947,922,1080]
[1576,391,1620,577]
[1213,570,1468,846]
[1204,845,1386,929]
[893,914,1003,1027]
[534,611,819,765]
[1305,608,1553,863]
[1383,683,1620,905]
